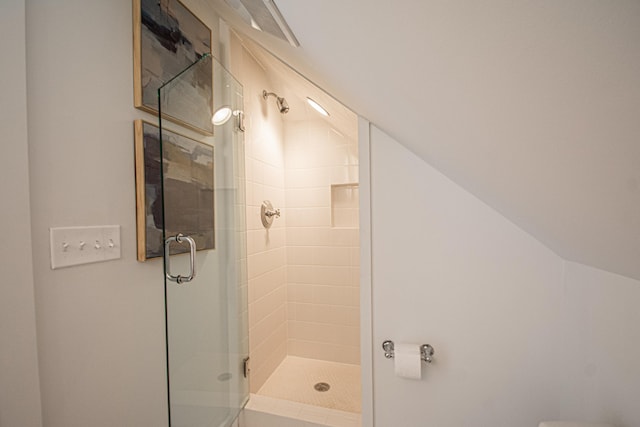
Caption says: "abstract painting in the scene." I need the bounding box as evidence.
[134,120,215,261]
[133,0,214,135]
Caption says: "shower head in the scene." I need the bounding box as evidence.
[277,97,289,114]
[263,90,289,114]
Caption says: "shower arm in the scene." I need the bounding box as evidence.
[262,90,289,114]
[262,90,280,100]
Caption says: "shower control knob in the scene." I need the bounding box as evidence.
[265,208,280,218]
[261,201,281,229]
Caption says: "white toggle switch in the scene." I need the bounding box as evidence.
[50,226,121,269]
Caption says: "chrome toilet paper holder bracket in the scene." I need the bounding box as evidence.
[382,340,435,363]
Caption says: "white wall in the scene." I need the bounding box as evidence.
[560,262,640,427]
[0,1,43,426]
[24,1,220,425]
[369,126,640,427]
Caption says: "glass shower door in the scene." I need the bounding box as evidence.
[158,54,248,427]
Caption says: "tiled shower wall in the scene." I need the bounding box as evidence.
[234,41,288,393]
[233,34,360,392]
[284,120,360,365]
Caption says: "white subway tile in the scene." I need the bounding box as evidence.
[246,205,262,231]
[286,302,296,320]
[311,285,359,306]
[287,284,314,303]
[286,246,315,266]
[250,304,286,349]
[251,158,265,184]
[312,266,351,286]
[291,303,318,324]
[348,166,359,183]
[250,287,286,328]
[263,163,284,188]
[328,228,359,247]
[286,228,327,247]
[349,247,360,267]
[345,287,360,307]
[349,267,360,287]
[287,340,360,365]
[251,323,286,373]
[248,248,285,279]
[286,188,330,208]
[286,207,331,228]
[249,267,286,303]
[250,338,287,393]
[314,247,350,266]
[287,265,316,284]
[285,168,328,188]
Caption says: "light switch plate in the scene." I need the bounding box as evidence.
[50,225,121,269]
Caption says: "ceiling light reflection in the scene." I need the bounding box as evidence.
[306,97,329,117]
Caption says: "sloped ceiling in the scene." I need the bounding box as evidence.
[212,0,640,280]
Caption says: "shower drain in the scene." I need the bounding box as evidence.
[314,382,330,392]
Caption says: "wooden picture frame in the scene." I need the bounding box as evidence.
[133,0,214,135]
[134,120,215,261]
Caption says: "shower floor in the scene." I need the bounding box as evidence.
[256,356,361,413]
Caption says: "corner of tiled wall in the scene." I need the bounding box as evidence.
[240,44,289,393]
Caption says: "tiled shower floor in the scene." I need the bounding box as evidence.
[256,356,361,413]
[246,356,361,426]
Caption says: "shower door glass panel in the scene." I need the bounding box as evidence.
[159,54,249,427]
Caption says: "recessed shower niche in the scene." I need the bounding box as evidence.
[331,184,359,229]
[228,34,361,423]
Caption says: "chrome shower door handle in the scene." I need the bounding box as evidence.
[165,234,197,284]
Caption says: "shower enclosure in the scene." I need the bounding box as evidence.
[158,54,249,427]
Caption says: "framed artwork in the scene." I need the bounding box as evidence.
[134,120,215,261]
[133,0,214,135]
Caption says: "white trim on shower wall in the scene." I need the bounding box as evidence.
[358,116,374,427]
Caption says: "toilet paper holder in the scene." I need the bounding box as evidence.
[382,340,435,363]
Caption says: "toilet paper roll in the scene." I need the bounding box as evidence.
[394,343,422,379]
